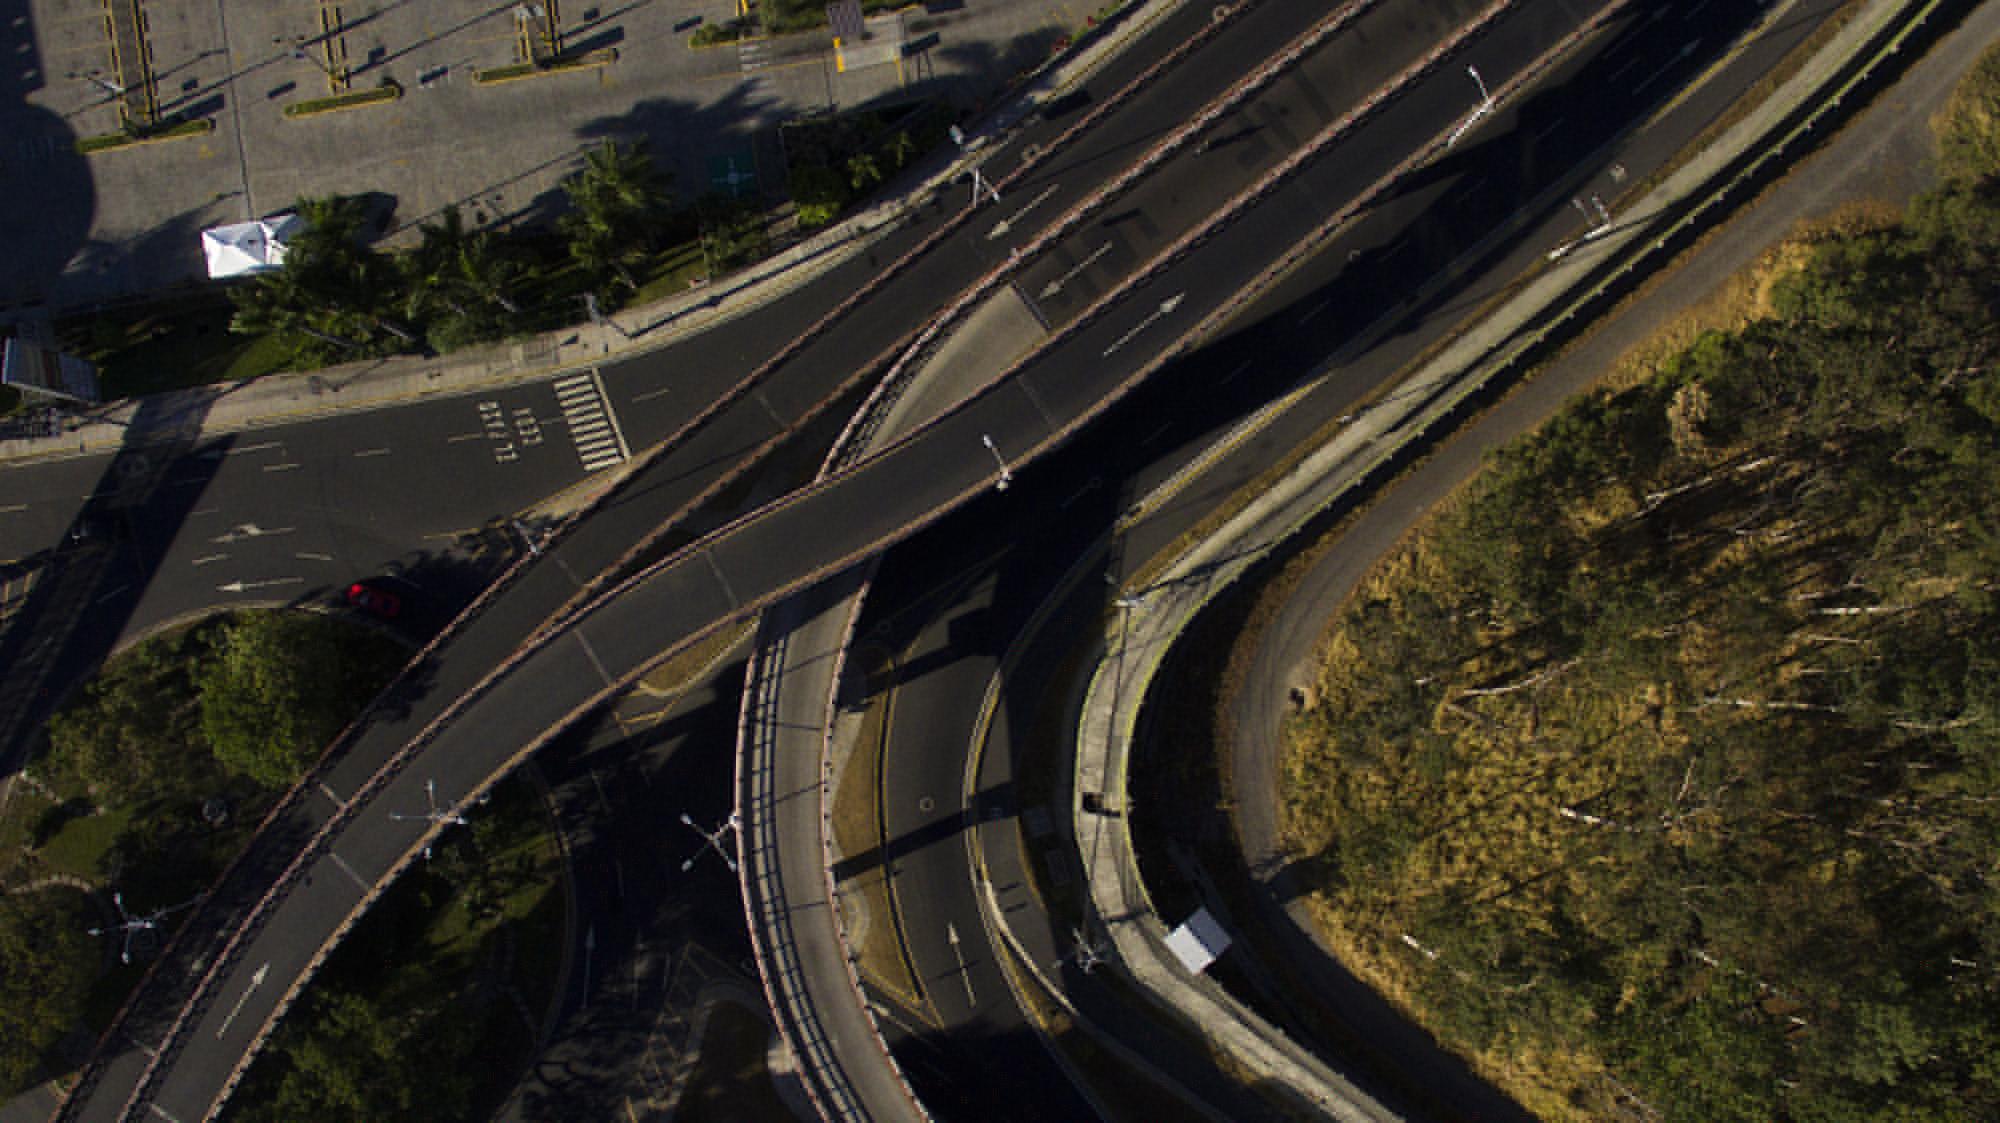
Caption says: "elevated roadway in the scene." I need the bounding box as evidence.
[60,0,1657,1116]
[49,0,1395,1116]
[41,0,1865,1114]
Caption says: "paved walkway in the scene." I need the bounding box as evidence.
[1070,0,1943,1115]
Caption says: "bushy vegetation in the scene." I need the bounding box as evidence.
[222,141,697,367]
[197,611,406,788]
[0,611,402,1095]
[783,105,943,227]
[1283,65,2000,1122]
[47,611,403,800]
[0,889,97,1095]
[224,778,562,1123]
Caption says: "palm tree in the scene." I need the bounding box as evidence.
[404,206,527,350]
[230,195,412,363]
[560,140,673,291]
[846,153,883,192]
[886,130,918,171]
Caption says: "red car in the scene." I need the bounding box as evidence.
[345,582,402,619]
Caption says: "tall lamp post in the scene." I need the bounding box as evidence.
[980,434,1013,491]
[1446,64,1496,148]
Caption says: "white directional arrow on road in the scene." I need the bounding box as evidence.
[986,183,1059,241]
[210,523,295,545]
[216,963,269,1039]
[1101,292,1185,357]
[946,922,977,1005]
[1041,242,1114,300]
[217,577,304,594]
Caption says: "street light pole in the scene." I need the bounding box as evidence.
[1446,65,1497,149]
[970,166,1002,207]
[980,434,1013,491]
[680,812,741,873]
[71,71,126,98]
[388,778,470,860]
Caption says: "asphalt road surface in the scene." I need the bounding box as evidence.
[851,0,1869,1120]
[53,1,1410,1117]
[43,0,1847,1118]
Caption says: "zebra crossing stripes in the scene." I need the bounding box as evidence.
[554,371,630,473]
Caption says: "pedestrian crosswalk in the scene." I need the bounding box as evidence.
[553,371,630,473]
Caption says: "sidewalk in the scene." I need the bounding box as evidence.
[1070,0,1940,1115]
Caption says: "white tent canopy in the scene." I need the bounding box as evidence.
[202,213,304,279]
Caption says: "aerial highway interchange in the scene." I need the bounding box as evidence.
[0,0,1902,1118]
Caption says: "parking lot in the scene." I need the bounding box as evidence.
[0,0,1095,316]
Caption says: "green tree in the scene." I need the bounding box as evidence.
[559,141,673,293]
[0,891,96,1096]
[403,206,527,352]
[229,196,413,364]
[787,163,851,228]
[846,152,882,191]
[1933,45,2000,183]
[45,627,208,805]
[199,613,398,789]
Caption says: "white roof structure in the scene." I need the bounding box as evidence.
[202,213,304,279]
[1163,907,1233,974]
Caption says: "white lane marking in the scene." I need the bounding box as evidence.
[229,441,282,455]
[327,850,369,890]
[447,432,484,443]
[631,386,672,403]
[295,552,334,562]
[573,629,616,687]
[96,585,130,606]
[318,781,343,807]
[191,554,229,566]
[0,503,24,514]
[352,447,391,458]
[261,463,301,473]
